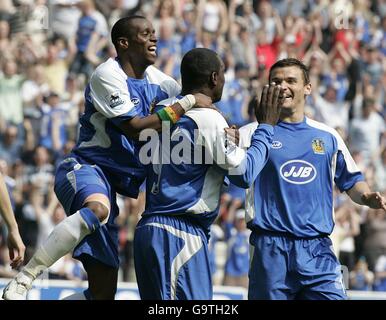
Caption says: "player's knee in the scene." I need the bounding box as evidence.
[85,201,109,224]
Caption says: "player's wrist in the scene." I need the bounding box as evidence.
[177,94,196,112]
[156,106,181,124]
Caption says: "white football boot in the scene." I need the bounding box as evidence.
[2,272,33,300]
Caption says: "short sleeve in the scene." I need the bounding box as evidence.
[89,68,138,119]
[333,130,364,191]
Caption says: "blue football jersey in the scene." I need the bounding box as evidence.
[231,117,364,237]
[72,58,181,197]
[143,97,274,238]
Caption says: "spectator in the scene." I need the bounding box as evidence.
[69,0,108,80]
[21,64,49,112]
[349,97,385,166]
[223,209,250,289]
[39,92,68,153]
[51,0,82,40]
[43,38,75,98]
[0,19,16,61]
[177,1,197,55]
[374,148,386,193]
[310,84,350,132]
[373,254,386,291]
[23,145,55,199]
[0,59,24,126]
[208,222,224,285]
[349,257,374,291]
[363,208,386,271]
[0,125,23,166]
[332,199,361,271]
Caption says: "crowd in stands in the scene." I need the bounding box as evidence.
[0,0,385,291]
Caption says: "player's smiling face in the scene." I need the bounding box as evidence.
[269,66,311,111]
[129,18,158,65]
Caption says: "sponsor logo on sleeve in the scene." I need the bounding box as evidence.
[107,91,125,108]
[280,160,317,184]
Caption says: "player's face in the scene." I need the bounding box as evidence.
[128,18,158,65]
[269,66,311,111]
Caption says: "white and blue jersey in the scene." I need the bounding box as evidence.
[72,58,180,198]
[232,117,364,300]
[143,98,273,238]
[55,58,180,268]
[134,98,273,299]
[232,117,364,238]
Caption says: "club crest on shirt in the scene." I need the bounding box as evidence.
[107,91,125,108]
[312,138,325,154]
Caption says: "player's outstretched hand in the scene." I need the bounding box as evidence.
[255,82,284,126]
[7,228,26,269]
[361,192,386,211]
[193,93,213,109]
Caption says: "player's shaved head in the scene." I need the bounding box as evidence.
[181,48,222,90]
[269,58,310,85]
[111,15,147,49]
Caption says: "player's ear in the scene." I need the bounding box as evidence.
[210,71,217,87]
[304,82,312,96]
[117,37,129,49]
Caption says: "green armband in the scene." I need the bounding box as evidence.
[156,108,171,122]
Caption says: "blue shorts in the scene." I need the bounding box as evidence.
[248,232,347,300]
[54,157,119,269]
[134,214,212,300]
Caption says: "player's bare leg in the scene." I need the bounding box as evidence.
[84,258,118,300]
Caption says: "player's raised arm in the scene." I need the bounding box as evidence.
[118,93,213,139]
[89,60,214,140]
[224,83,284,188]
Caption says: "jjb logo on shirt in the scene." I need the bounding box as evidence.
[280,160,317,184]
